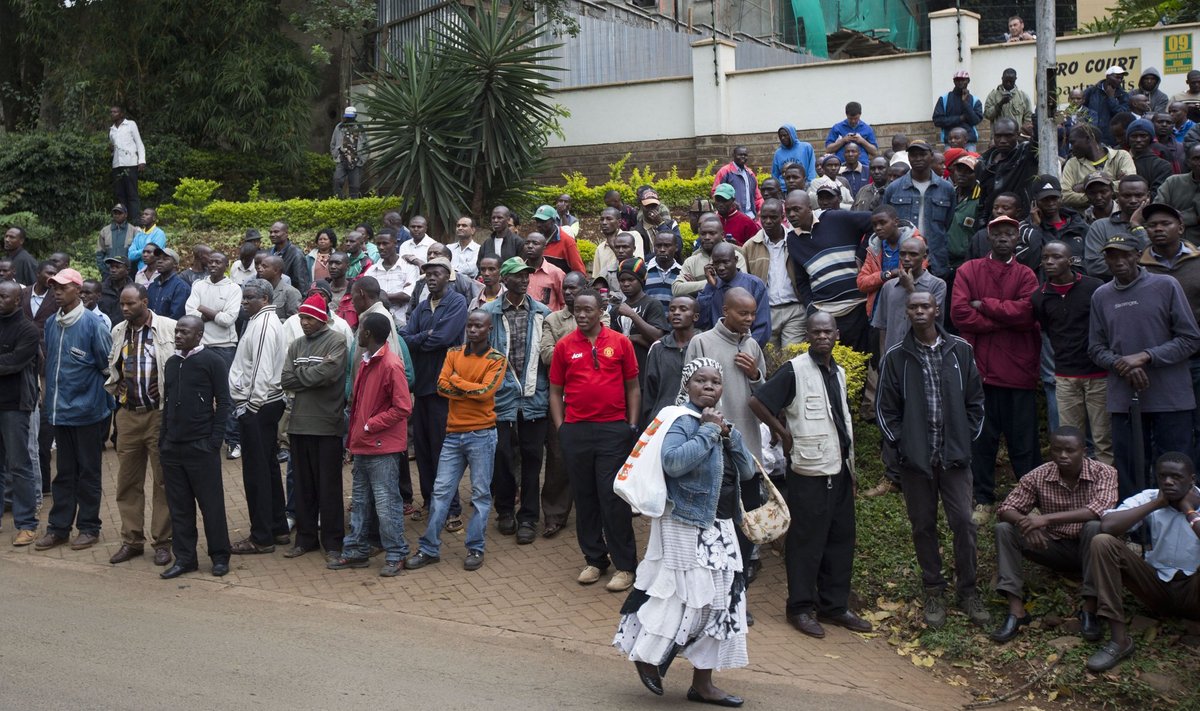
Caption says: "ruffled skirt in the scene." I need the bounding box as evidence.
[612,513,748,671]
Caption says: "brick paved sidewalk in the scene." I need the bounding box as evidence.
[2,448,969,710]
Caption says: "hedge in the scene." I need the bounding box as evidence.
[524,154,720,215]
[158,196,404,232]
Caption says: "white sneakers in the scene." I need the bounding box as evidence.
[577,566,635,591]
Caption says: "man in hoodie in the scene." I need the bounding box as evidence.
[772,124,817,194]
[1139,67,1170,113]
[951,216,1043,524]
[1126,119,1174,197]
[34,268,113,552]
[185,251,243,460]
[1082,67,1132,147]
[1017,175,1090,274]
[933,71,984,151]
[0,280,40,546]
[483,258,552,544]
[877,290,989,630]
[280,293,349,561]
[1090,232,1200,498]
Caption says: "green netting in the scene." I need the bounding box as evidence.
[789,0,924,58]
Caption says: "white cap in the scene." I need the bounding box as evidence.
[1105,66,1128,76]
[344,106,357,118]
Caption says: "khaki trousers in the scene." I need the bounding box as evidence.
[1055,376,1112,465]
[114,408,172,547]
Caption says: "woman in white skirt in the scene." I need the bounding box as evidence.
[613,357,754,707]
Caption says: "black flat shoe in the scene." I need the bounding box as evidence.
[686,687,744,707]
[634,661,663,696]
[160,563,198,580]
[211,562,230,577]
[1086,637,1135,673]
[1079,610,1103,642]
[989,613,1032,643]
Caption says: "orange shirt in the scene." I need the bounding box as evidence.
[437,346,507,432]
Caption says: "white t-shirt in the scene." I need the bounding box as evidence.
[912,178,931,238]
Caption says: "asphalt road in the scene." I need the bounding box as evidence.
[0,557,912,710]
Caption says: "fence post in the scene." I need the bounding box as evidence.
[691,37,736,139]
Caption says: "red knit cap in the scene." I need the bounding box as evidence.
[298,293,328,322]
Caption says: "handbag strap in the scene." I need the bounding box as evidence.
[738,455,772,516]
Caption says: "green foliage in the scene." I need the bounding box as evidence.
[17,0,318,165]
[576,237,597,267]
[363,0,566,232]
[1077,0,1200,36]
[679,221,698,258]
[0,130,109,236]
[169,178,222,228]
[137,181,159,200]
[527,156,718,216]
[158,196,403,233]
[764,342,870,406]
[0,211,54,253]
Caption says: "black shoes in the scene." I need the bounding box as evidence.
[464,551,484,571]
[1086,637,1135,673]
[327,555,370,570]
[818,610,873,633]
[990,613,1033,643]
[406,551,441,570]
[686,687,744,707]
[497,515,517,536]
[212,561,230,577]
[634,661,663,696]
[788,612,825,639]
[160,563,198,580]
[1079,610,1103,642]
[516,523,536,545]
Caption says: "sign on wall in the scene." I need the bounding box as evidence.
[1164,33,1193,75]
[1047,48,1142,104]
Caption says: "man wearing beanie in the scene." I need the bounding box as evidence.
[280,293,349,561]
[1125,118,1173,197]
[607,257,668,395]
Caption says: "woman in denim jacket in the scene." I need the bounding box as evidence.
[614,357,754,708]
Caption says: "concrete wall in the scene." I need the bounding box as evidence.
[542,12,1200,183]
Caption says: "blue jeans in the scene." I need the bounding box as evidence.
[342,453,408,564]
[1040,331,1059,431]
[210,346,239,446]
[0,409,38,530]
[419,428,497,556]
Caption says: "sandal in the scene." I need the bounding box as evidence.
[230,538,275,555]
[411,507,426,522]
[403,503,417,517]
[444,517,463,533]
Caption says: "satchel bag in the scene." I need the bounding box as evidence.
[738,456,791,544]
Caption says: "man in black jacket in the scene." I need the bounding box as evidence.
[0,280,41,546]
[159,315,232,579]
[877,291,988,630]
[976,117,1038,220]
[477,206,524,267]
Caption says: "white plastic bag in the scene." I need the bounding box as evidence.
[614,406,697,517]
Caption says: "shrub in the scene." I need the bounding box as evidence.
[526,154,719,216]
[159,196,404,233]
[0,211,54,254]
[576,237,597,267]
[679,221,698,259]
[764,342,870,406]
[0,130,109,237]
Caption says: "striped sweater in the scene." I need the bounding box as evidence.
[786,210,872,316]
[437,346,507,433]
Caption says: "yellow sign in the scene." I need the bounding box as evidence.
[1165,33,1193,75]
[1049,48,1141,104]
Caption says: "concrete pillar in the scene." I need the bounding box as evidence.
[691,38,736,138]
[928,9,980,98]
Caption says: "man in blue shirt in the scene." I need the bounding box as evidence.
[695,239,770,348]
[147,247,189,320]
[825,102,879,161]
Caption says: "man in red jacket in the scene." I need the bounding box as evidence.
[328,313,413,578]
[951,215,1043,524]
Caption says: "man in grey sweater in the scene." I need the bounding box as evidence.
[1089,233,1200,498]
[280,293,349,560]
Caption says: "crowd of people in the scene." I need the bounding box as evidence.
[4,62,1200,703]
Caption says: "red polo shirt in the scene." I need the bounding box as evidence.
[549,326,638,423]
[720,208,759,246]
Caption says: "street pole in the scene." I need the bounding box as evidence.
[1035,0,1058,175]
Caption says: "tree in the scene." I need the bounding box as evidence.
[1077,0,1200,35]
[290,0,377,109]
[362,0,565,233]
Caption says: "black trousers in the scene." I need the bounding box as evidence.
[494,414,548,524]
[558,421,637,572]
[291,433,345,552]
[901,464,977,596]
[112,166,141,224]
[541,420,573,526]
[972,385,1041,506]
[238,401,289,546]
[46,418,108,538]
[161,440,230,567]
[736,472,763,588]
[782,469,856,617]
[413,394,459,516]
[834,302,870,355]
[38,408,54,493]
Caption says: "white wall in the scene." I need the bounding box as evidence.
[547,17,1200,148]
[547,78,694,147]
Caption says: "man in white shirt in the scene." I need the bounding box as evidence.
[364,229,414,328]
[186,251,244,458]
[396,215,438,293]
[108,106,146,226]
[448,216,480,278]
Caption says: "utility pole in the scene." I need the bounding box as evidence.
[1035,0,1058,175]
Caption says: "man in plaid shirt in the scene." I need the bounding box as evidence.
[990,427,1118,643]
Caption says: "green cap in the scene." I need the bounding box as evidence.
[500,257,535,276]
[713,184,736,200]
[533,204,558,222]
